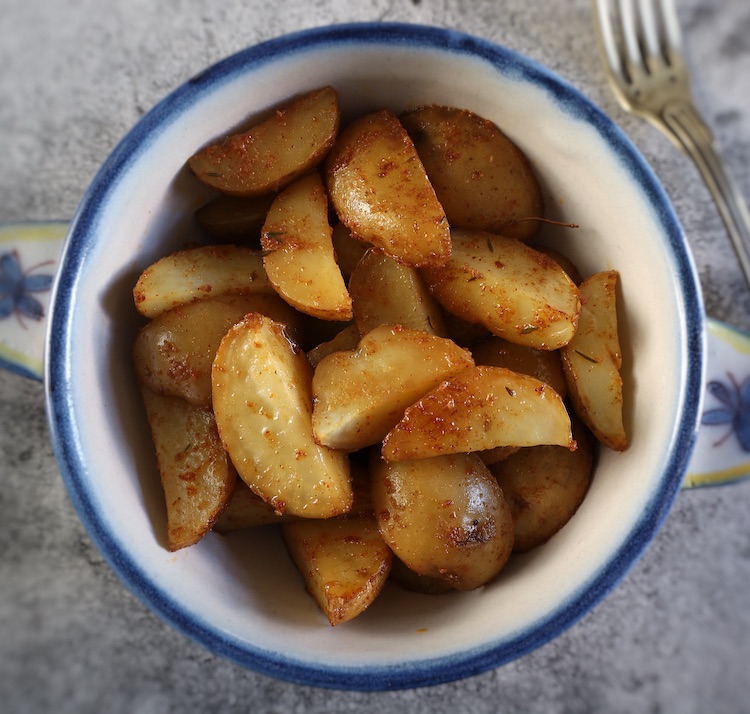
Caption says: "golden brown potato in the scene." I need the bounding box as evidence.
[490,417,594,552]
[401,105,543,241]
[477,446,521,466]
[133,244,274,319]
[212,312,352,518]
[348,247,447,336]
[389,556,455,595]
[536,245,583,285]
[421,229,581,350]
[471,336,568,399]
[306,323,361,369]
[188,86,340,196]
[282,514,393,626]
[194,193,275,243]
[140,387,235,551]
[331,222,370,281]
[133,294,305,407]
[311,325,474,451]
[442,312,493,347]
[326,109,451,268]
[261,172,352,321]
[382,365,573,461]
[213,479,300,533]
[371,451,514,590]
[560,270,627,451]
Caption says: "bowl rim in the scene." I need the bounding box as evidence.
[45,21,706,690]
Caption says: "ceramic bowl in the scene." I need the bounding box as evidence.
[43,23,706,690]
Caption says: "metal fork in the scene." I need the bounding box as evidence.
[592,0,750,289]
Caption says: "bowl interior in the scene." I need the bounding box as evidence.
[47,24,704,690]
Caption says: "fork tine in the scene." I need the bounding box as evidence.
[635,0,660,70]
[617,0,644,76]
[655,0,684,66]
[593,0,634,89]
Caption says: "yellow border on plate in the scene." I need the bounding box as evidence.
[684,463,750,489]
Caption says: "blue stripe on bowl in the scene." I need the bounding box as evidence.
[45,22,705,690]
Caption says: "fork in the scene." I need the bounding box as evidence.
[592,0,750,289]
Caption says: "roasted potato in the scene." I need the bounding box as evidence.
[133,244,273,319]
[133,294,305,407]
[306,323,361,368]
[401,105,543,241]
[371,451,514,590]
[194,193,276,243]
[421,229,581,350]
[140,387,235,551]
[326,109,451,268]
[471,335,568,399]
[490,416,594,552]
[213,479,297,533]
[188,86,340,196]
[261,171,352,321]
[331,223,370,281]
[311,325,474,451]
[212,312,352,518]
[389,556,455,595]
[348,247,447,336]
[282,514,393,626]
[382,365,573,461]
[560,270,627,451]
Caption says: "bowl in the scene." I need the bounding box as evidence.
[46,23,704,690]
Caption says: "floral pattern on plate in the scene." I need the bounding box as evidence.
[0,222,67,380]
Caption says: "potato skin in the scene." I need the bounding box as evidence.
[326,109,451,268]
[401,105,543,241]
[188,86,340,196]
[490,418,594,552]
[139,387,236,551]
[371,451,514,590]
[421,229,581,351]
[133,294,304,407]
[471,336,568,399]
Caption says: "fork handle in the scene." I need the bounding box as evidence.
[661,100,750,289]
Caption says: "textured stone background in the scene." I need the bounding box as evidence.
[1,1,749,712]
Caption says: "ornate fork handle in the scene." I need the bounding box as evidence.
[659,100,750,287]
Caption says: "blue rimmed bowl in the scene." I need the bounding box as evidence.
[22,23,721,689]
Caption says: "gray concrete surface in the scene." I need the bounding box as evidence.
[1,0,749,712]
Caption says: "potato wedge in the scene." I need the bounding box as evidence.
[326,109,450,268]
[349,247,447,336]
[371,452,514,590]
[213,479,297,533]
[133,294,305,407]
[401,105,543,241]
[282,515,392,626]
[472,336,568,399]
[536,245,583,285]
[389,557,455,595]
[560,270,627,451]
[195,193,275,243]
[133,244,273,319]
[212,313,352,518]
[421,229,581,350]
[491,416,594,552]
[140,387,235,551]
[312,325,475,451]
[382,365,573,461]
[306,323,360,369]
[261,172,352,321]
[331,222,370,281]
[188,86,340,196]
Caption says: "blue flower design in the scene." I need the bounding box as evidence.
[0,250,54,327]
[702,372,750,451]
